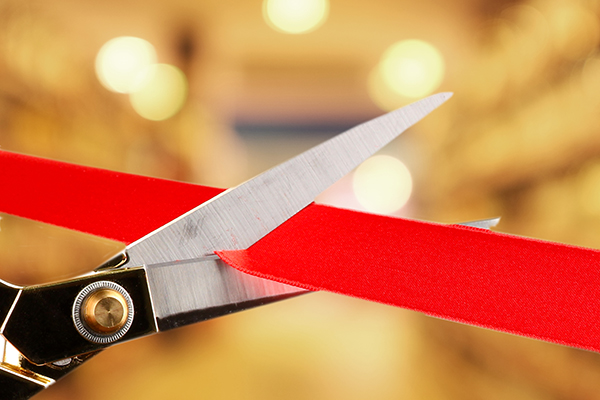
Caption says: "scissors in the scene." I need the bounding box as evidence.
[0,93,452,398]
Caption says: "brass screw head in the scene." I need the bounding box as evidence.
[82,288,128,334]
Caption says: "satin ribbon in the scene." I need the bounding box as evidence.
[2,149,600,352]
[0,150,224,243]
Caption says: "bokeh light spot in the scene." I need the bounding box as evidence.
[95,37,157,93]
[353,155,413,214]
[379,39,445,98]
[368,66,408,111]
[263,0,329,34]
[129,64,188,121]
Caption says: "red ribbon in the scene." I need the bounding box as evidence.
[2,150,600,352]
[0,150,224,243]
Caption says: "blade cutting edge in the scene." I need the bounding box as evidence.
[127,92,452,266]
[124,93,452,326]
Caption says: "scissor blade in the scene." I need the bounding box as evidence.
[145,256,307,330]
[458,217,501,230]
[126,92,452,266]
[125,93,451,327]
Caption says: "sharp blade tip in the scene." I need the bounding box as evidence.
[457,217,501,230]
[432,91,453,103]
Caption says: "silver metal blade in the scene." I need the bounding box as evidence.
[458,217,501,230]
[127,92,452,266]
[124,93,452,328]
[144,256,307,330]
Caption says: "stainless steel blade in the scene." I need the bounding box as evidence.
[127,92,452,266]
[144,256,306,330]
[124,93,452,327]
[458,217,500,230]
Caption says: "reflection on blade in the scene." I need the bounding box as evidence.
[125,93,451,327]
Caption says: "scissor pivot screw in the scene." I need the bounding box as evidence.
[72,281,134,344]
[83,288,127,333]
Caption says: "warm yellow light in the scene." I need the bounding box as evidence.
[367,66,408,112]
[263,0,329,34]
[352,155,413,214]
[95,37,157,93]
[379,40,445,98]
[577,162,600,217]
[129,64,188,121]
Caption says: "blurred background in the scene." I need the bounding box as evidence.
[2,0,600,398]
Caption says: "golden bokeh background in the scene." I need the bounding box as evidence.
[2,0,600,398]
